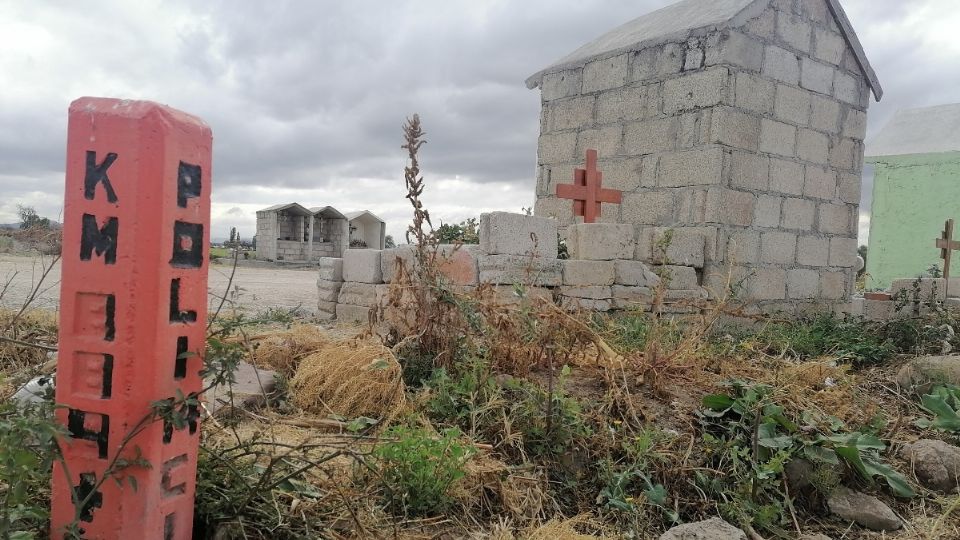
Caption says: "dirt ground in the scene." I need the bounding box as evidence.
[0,254,320,314]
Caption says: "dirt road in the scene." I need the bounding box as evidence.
[0,254,319,314]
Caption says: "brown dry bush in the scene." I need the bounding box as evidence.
[248,323,330,375]
[289,342,406,425]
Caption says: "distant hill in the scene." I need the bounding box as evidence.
[0,223,18,230]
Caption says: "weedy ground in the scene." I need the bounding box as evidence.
[4,117,960,539]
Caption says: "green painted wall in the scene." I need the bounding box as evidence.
[866,152,960,290]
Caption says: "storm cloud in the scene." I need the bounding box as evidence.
[1,0,957,241]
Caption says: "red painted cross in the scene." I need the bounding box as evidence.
[556,149,622,223]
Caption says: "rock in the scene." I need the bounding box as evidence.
[901,439,960,492]
[785,458,814,490]
[206,361,279,414]
[896,355,960,392]
[658,517,746,540]
[827,487,901,531]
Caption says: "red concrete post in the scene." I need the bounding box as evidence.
[51,97,212,539]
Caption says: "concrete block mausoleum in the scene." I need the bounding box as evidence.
[526,0,881,311]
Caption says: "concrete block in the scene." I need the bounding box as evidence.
[818,203,852,235]
[629,43,683,82]
[478,254,562,286]
[684,46,705,71]
[781,197,816,230]
[546,96,595,132]
[804,165,837,200]
[623,117,678,155]
[342,249,383,283]
[754,195,783,228]
[776,11,811,52]
[735,72,775,114]
[710,106,760,151]
[788,268,820,299]
[891,278,947,302]
[595,86,648,124]
[318,257,343,281]
[563,260,615,286]
[614,260,661,287]
[596,157,644,192]
[679,108,712,151]
[703,188,756,226]
[621,190,675,225]
[842,108,868,140]
[761,230,797,264]
[535,197,576,227]
[714,30,764,71]
[745,267,787,300]
[336,303,371,323]
[582,54,628,93]
[611,285,654,310]
[829,138,859,170]
[800,58,834,95]
[576,124,623,159]
[797,129,830,164]
[567,223,635,260]
[438,244,481,286]
[774,84,811,126]
[797,235,830,266]
[541,69,582,101]
[769,158,804,195]
[829,236,859,268]
[658,147,724,187]
[662,67,728,114]
[864,298,894,321]
[538,132,577,164]
[759,119,797,157]
[637,227,707,268]
[810,95,841,133]
[559,285,612,299]
[654,265,699,290]
[728,151,769,191]
[726,230,761,264]
[837,173,861,205]
[338,281,379,307]
[833,72,861,105]
[481,212,558,257]
[820,271,847,300]
[380,245,416,283]
[560,296,612,312]
[763,46,800,85]
[745,7,775,39]
[317,278,343,302]
[814,28,845,65]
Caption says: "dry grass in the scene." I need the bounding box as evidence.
[248,324,330,375]
[289,341,407,426]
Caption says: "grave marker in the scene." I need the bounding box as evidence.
[556,149,622,224]
[937,218,959,298]
[51,97,212,539]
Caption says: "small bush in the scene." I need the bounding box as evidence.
[374,426,475,516]
[0,398,60,538]
[751,314,894,366]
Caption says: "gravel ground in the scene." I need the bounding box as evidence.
[0,254,319,314]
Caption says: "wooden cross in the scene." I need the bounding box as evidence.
[556,149,622,223]
[937,219,960,297]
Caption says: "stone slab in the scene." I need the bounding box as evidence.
[342,249,383,283]
[317,278,343,302]
[566,223,635,261]
[318,257,344,281]
[562,260,615,286]
[338,281,379,307]
[480,211,558,258]
[613,259,661,287]
[206,361,278,415]
[653,265,699,290]
[478,254,563,286]
[336,303,372,323]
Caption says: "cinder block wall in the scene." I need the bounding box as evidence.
[255,210,278,260]
[533,0,869,312]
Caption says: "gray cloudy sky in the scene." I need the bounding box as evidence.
[2,0,958,242]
